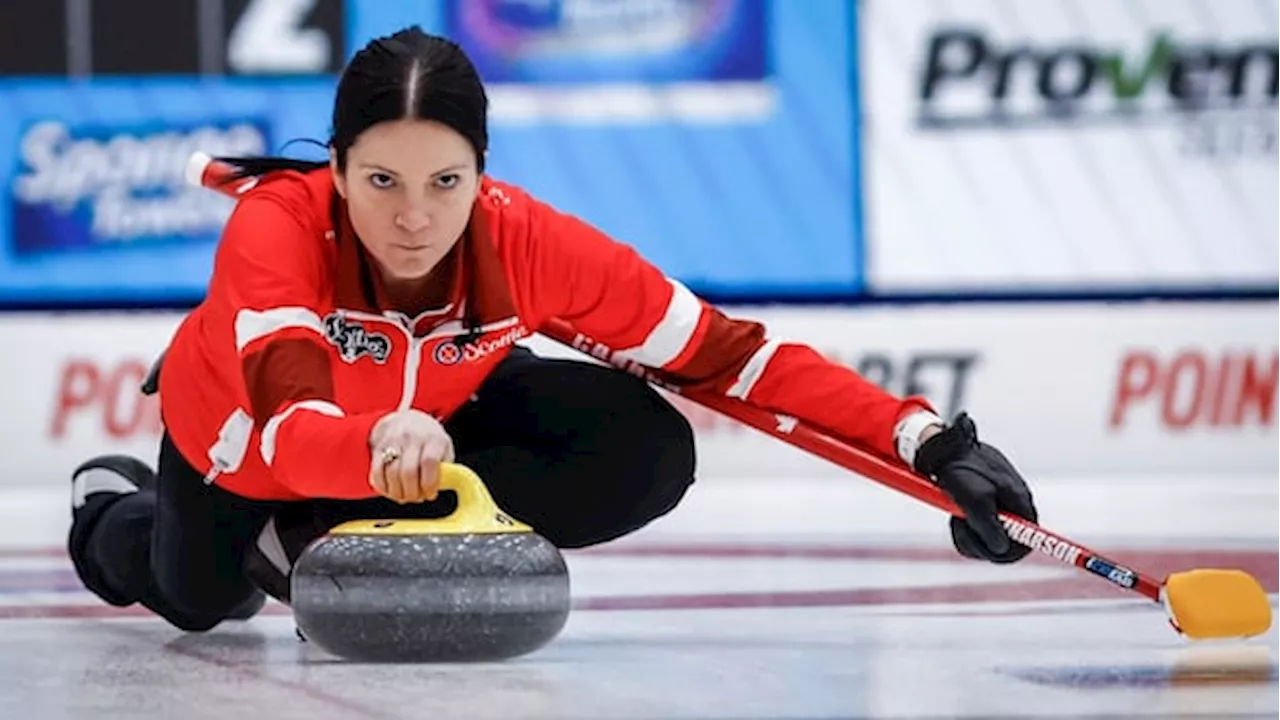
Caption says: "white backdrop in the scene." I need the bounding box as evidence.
[860,0,1279,291]
[0,302,1274,489]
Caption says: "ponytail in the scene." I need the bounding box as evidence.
[214,156,328,181]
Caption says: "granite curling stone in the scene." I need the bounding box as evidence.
[290,463,570,662]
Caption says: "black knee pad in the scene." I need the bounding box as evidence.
[72,454,157,489]
[68,497,154,607]
[68,455,158,604]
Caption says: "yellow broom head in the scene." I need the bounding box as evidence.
[1163,569,1273,640]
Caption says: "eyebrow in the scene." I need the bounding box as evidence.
[357,162,469,177]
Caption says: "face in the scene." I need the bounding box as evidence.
[331,119,481,285]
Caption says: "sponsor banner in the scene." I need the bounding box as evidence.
[0,1,856,304]
[0,79,334,305]
[442,0,777,124]
[442,0,769,85]
[860,0,1279,291]
[0,302,1272,489]
[3,313,180,487]
[11,119,269,257]
[524,303,1280,479]
[1110,347,1278,432]
[0,302,1269,486]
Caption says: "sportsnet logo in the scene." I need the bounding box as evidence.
[10,119,269,256]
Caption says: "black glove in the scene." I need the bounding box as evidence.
[913,413,1038,564]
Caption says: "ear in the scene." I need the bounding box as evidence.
[329,148,346,199]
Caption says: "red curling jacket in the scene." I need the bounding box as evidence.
[158,169,931,500]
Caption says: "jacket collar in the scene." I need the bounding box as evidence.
[330,185,517,329]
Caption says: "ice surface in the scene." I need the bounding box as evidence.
[0,475,1274,719]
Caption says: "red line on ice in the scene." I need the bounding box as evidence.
[0,542,1271,619]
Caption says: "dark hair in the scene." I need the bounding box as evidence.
[216,27,489,343]
[218,26,488,178]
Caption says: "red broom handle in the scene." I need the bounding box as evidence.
[536,323,1166,605]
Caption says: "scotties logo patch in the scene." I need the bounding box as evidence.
[433,341,463,366]
[323,314,391,364]
[430,324,529,366]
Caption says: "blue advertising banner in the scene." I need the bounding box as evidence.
[442,0,768,83]
[11,118,270,257]
[0,0,860,305]
[0,79,334,304]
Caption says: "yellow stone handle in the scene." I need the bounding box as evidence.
[329,463,532,536]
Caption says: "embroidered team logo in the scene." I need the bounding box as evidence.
[431,324,529,365]
[433,341,463,366]
[323,314,391,364]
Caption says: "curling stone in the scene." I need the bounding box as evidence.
[290,463,570,662]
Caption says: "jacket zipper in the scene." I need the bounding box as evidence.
[399,330,425,410]
[342,310,423,411]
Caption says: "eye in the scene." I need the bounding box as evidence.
[434,174,460,189]
[368,173,395,189]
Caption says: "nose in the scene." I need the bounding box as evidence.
[395,207,431,233]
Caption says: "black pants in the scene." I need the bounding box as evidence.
[69,348,696,632]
